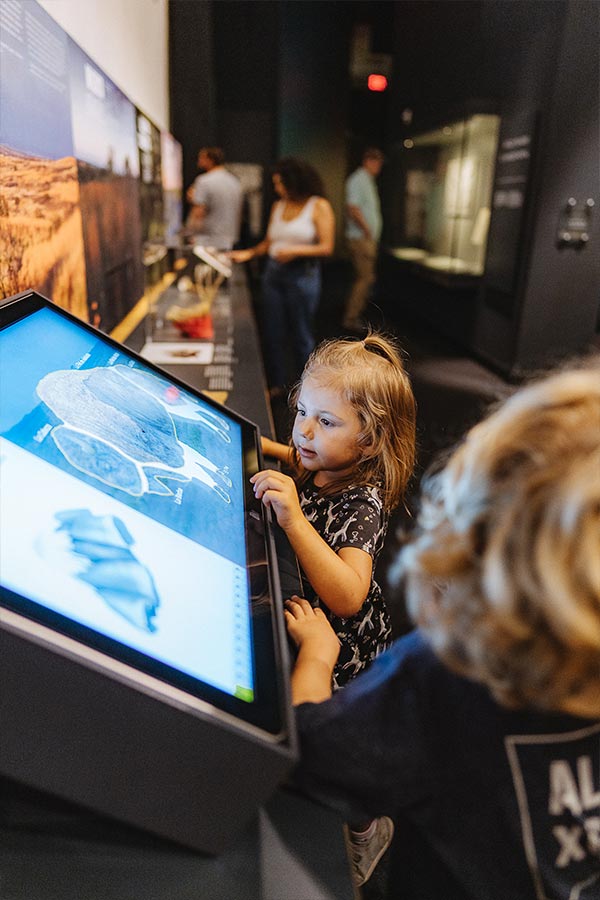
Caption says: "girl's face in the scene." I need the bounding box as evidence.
[292,375,364,487]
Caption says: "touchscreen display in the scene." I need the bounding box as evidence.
[0,302,260,707]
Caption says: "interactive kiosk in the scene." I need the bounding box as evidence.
[0,290,297,855]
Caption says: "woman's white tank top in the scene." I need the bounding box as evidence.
[268,196,318,258]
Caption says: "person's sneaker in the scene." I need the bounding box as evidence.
[348,816,395,887]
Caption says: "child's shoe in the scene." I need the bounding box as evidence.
[348,815,394,887]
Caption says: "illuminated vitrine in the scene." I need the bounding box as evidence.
[390,114,500,277]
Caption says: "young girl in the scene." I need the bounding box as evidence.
[252,331,416,689]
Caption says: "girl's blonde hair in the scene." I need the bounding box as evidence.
[288,331,416,511]
[396,364,600,718]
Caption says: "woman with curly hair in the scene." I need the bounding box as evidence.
[286,363,600,899]
[230,158,334,397]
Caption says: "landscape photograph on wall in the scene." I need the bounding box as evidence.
[0,0,88,319]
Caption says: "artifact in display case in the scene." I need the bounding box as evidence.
[165,247,232,340]
[142,247,232,360]
[391,114,500,278]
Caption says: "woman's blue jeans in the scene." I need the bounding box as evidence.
[260,257,321,390]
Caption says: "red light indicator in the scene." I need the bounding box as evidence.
[367,73,388,92]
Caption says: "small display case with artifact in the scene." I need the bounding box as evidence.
[140,247,232,366]
[389,113,500,280]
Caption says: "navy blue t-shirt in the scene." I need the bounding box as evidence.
[295,630,600,900]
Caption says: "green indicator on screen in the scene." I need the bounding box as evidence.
[234,686,254,703]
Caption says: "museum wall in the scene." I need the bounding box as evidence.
[168,0,216,203]
[37,0,169,131]
[169,0,355,247]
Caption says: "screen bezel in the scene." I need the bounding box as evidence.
[0,290,291,739]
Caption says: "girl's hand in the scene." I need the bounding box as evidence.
[285,597,340,667]
[250,469,303,530]
[286,597,339,704]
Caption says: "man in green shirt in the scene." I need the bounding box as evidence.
[343,148,384,332]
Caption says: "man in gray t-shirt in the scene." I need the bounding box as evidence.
[185,147,243,250]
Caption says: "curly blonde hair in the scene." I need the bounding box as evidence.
[396,364,600,718]
[288,332,416,511]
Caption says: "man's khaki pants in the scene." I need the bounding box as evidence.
[344,237,377,326]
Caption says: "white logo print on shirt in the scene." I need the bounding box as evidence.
[506,723,600,900]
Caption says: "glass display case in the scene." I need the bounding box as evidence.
[140,247,233,365]
[389,113,500,277]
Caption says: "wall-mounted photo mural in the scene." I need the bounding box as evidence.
[0,0,87,320]
[0,0,182,332]
[138,110,164,245]
[68,39,144,331]
[137,110,167,287]
[160,131,183,248]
